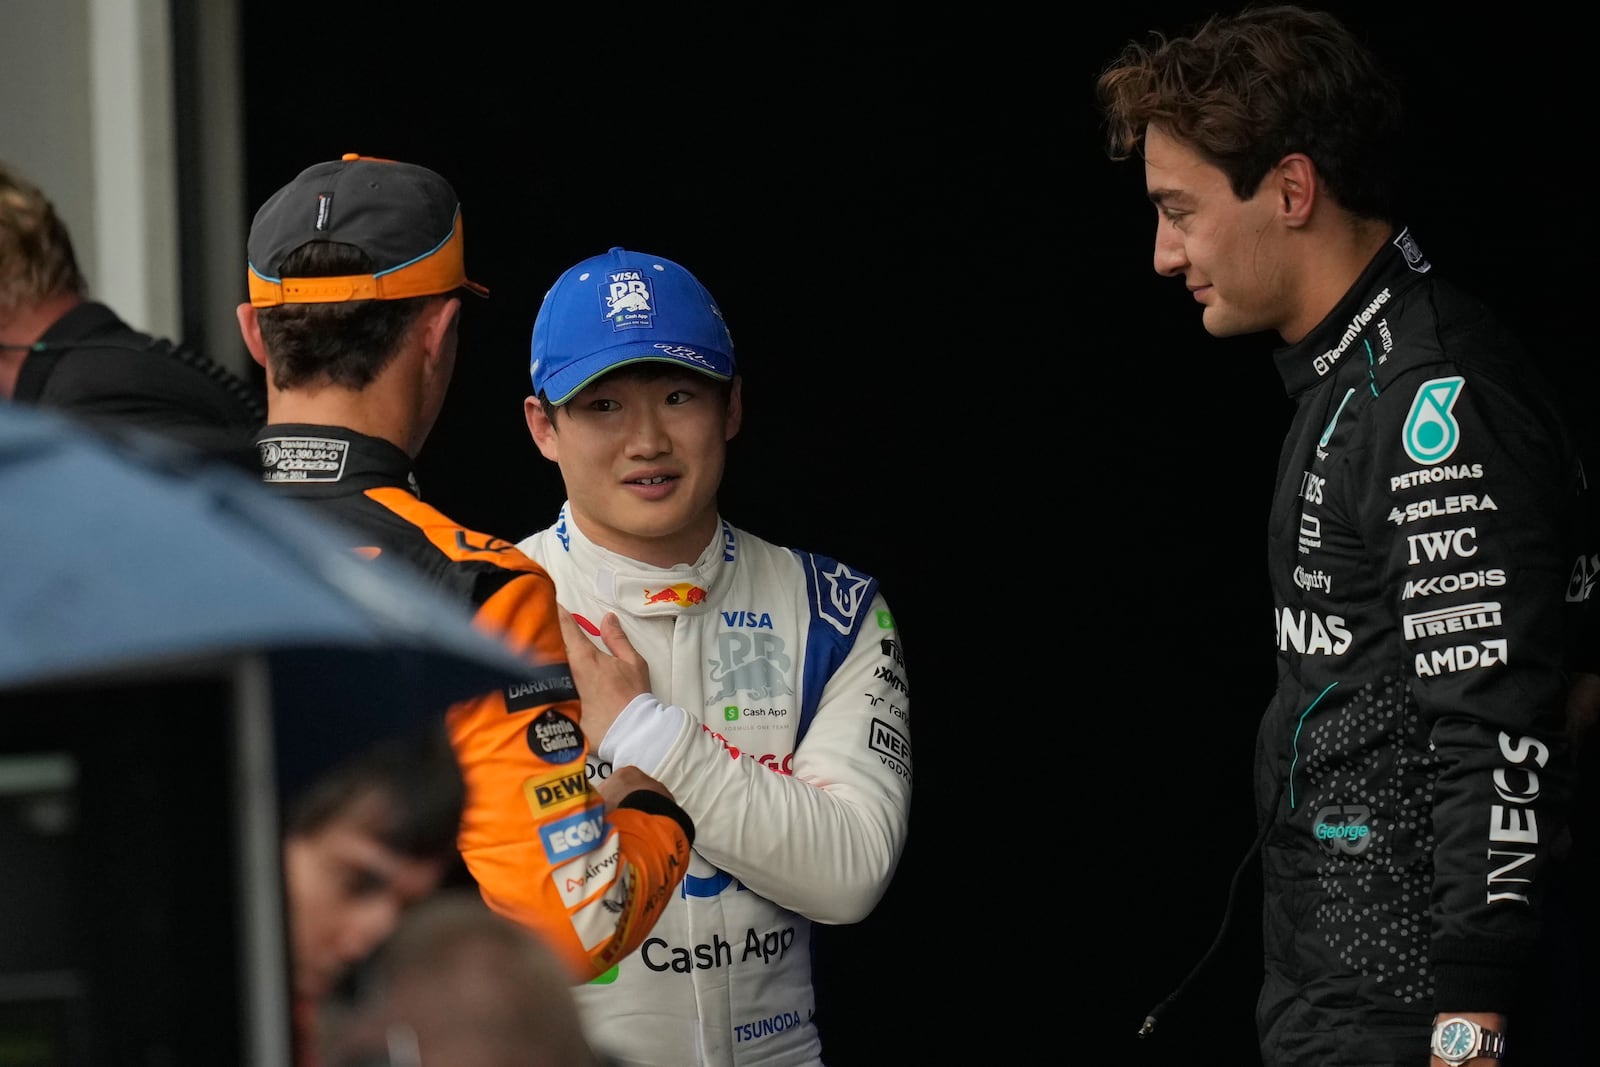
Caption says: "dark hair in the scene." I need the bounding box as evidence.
[539,361,735,424]
[254,242,432,390]
[1095,4,1402,220]
[284,723,464,862]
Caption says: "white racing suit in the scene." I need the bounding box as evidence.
[519,505,912,1066]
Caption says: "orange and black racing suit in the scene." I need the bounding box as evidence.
[255,423,692,980]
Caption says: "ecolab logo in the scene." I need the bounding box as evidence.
[541,807,607,862]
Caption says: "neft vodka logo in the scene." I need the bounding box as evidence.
[1402,602,1503,640]
[869,718,911,779]
[1402,376,1464,464]
[601,267,655,330]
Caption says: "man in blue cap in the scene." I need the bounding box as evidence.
[517,246,913,1066]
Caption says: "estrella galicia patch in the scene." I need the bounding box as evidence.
[525,707,584,765]
[505,664,578,711]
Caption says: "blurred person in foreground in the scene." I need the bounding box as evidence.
[282,725,465,1066]
[318,889,610,1067]
[236,156,693,999]
[0,160,263,467]
[1097,6,1591,1065]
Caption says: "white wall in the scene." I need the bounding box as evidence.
[0,0,247,373]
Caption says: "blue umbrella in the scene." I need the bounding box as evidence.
[0,402,537,795]
[0,404,565,1067]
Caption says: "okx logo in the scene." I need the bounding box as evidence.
[1312,804,1372,856]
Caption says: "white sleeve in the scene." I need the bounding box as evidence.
[650,591,912,925]
[599,693,688,773]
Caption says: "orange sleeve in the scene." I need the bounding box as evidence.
[441,554,691,980]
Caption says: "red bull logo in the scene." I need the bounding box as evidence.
[643,583,707,606]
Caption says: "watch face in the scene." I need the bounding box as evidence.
[1438,1019,1476,1059]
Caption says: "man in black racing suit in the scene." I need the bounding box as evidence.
[1258,225,1586,1063]
[1098,7,1591,1064]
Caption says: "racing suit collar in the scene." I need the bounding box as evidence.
[252,423,420,497]
[555,501,730,617]
[1273,226,1429,399]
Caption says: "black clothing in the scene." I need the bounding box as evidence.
[1256,228,1586,1064]
[14,302,264,469]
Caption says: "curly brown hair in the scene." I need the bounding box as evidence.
[1095,4,1402,221]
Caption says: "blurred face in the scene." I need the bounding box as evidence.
[282,793,448,1002]
[1144,123,1290,339]
[525,369,741,568]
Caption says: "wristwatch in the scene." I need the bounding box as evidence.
[1430,1016,1505,1064]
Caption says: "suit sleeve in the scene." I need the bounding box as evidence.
[1357,364,1576,1008]
[447,568,693,980]
[629,589,911,926]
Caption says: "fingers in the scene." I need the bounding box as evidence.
[557,608,588,660]
[597,611,640,664]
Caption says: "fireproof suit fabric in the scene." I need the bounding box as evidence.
[518,505,912,1067]
[253,424,694,982]
[15,301,264,469]
[1255,228,1585,1065]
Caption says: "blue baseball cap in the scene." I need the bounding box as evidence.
[529,247,736,405]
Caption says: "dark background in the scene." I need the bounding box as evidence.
[237,5,1594,1062]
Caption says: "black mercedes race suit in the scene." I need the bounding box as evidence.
[1255,228,1586,1065]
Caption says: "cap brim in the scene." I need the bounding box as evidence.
[541,344,734,406]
